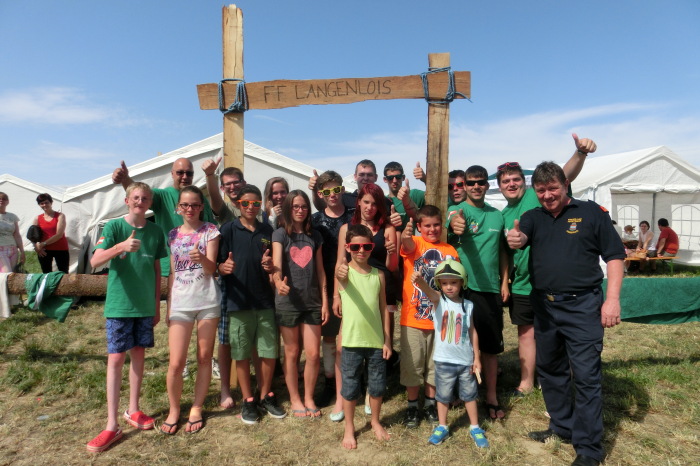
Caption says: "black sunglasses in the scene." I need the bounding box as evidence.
[175,170,194,177]
[465,179,489,187]
[347,243,375,252]
[385,174,405,181]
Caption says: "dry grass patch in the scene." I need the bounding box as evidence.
[0,302,698,465]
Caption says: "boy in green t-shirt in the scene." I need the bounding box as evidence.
[86,182,168,453]
[336,224,392,450]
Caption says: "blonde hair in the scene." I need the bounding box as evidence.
[126,182,153,197]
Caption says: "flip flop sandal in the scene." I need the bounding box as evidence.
[160,422,178,435]
[292,409,309,418]
[485,403,505,420]
[186,418,204,434]
[307,408,322,418]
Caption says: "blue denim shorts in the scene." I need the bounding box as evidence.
[434,361,478,404]
[106,317,155,354]
[341,347,386,401]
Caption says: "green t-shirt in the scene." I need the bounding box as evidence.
[445,202,504,293]
[150,186,215,275]
[340,267,384,349]
[96,218,168,318]
[390,189,426,230]
[501,188,540,295]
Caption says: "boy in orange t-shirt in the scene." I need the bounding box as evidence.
[399,205,459,428]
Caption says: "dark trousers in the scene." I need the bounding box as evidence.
[532,289,605,461]
[38,249,69,273]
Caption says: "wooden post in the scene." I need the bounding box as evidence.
[223,5,244,170]
[424,53,451,241]
[7,273,169,300]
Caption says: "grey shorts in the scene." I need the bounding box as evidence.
[169,305,221,323]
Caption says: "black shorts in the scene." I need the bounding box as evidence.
[467,290,504,355]
[508,293,534,326]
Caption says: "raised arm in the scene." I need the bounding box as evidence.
[112,160,134,191]
[202,156,225,215]
[563,133,596,182]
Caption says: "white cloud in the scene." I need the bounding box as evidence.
[0,87,152,127]
[298,103,700,178]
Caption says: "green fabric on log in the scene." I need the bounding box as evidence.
[25,272,74,323]
[603,276,700,324]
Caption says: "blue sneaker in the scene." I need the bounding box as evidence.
[428,425,450,445]
[470,427,489,448]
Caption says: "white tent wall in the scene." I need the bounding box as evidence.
[572,146,700,266]
[0,174,65,251]
[58,133,316,274]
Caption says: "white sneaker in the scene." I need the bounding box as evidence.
[182,360,190,380]
[211,358,221,380]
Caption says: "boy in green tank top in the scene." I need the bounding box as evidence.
[336,224,392,450]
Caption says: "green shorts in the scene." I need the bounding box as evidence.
[228,309,278,360]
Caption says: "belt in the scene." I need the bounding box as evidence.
[543,288,598,302]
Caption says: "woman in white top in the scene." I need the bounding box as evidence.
[0,192,25,273]
[637,220,655,272]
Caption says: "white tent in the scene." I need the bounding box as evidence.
[0,174,65,248]
[3,134,318,273]
[571,146,700,265]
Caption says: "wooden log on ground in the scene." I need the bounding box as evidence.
[7,273,169,300]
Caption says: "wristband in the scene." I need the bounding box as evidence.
[577,149,587,156]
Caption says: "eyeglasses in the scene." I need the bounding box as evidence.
[448,181,465,190]
[318,186,343,197]
[237,200,261,208]
[178,203,202,210]
[497,162,521,171]
[222,180,242,187]
[465,179,489,187]
[347,243,375,252]
[385,174,404,181]
[175,170,194,177]
[292,205,309,211]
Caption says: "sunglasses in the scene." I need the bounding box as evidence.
[347,243,375,252]
[178,203,202,210]
[385,174,405,181]
[237,200,262,208]
[497,161,521,171]
[175,170,194,177]
[448,181,465,190]
[318,186,343,197]
[465,179,489,187]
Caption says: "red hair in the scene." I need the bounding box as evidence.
[351,183,388,229]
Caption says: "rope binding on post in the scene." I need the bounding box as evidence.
[420,66,469,104]
[218,78,249,113]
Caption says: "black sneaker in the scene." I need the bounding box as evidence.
[260,392,287,419]
[315,376,336,408]
[424,404,438,425]
[403,406,420,428]
[241,397,260,425]
[528,428,571,444]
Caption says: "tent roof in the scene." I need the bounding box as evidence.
[570,146,700,195]
[0,174,66,200]
[63,133,317,201]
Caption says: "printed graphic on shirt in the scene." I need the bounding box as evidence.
[409,248,457,322]
[567,217,582,235]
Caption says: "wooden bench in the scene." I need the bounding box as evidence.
[625,256,678,273]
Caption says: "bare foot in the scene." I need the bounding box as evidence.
[371,421,390,441]
[219,394,235,409]
[342,431,357,449]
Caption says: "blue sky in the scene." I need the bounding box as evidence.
[1,0,699,187]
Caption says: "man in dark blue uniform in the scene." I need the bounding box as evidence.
[507,161,625,466]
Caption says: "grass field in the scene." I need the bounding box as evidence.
[1,292,698,465]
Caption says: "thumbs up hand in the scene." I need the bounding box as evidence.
[202,154,222,176]
[450,209,466,236]
[261,248,273,272]
[219,251,236,275]
[308,169,320,191]
[389,204,402,228]
[336,256,349,281]
[507,219,527,249]
[402,218,414,240]
[276,276,290,296]
[572,132,597,155]
[189,245,203,264]
[121,229,141,253]
[413,161,426,182]
[397,177,410,201]
[112,160,129,184]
